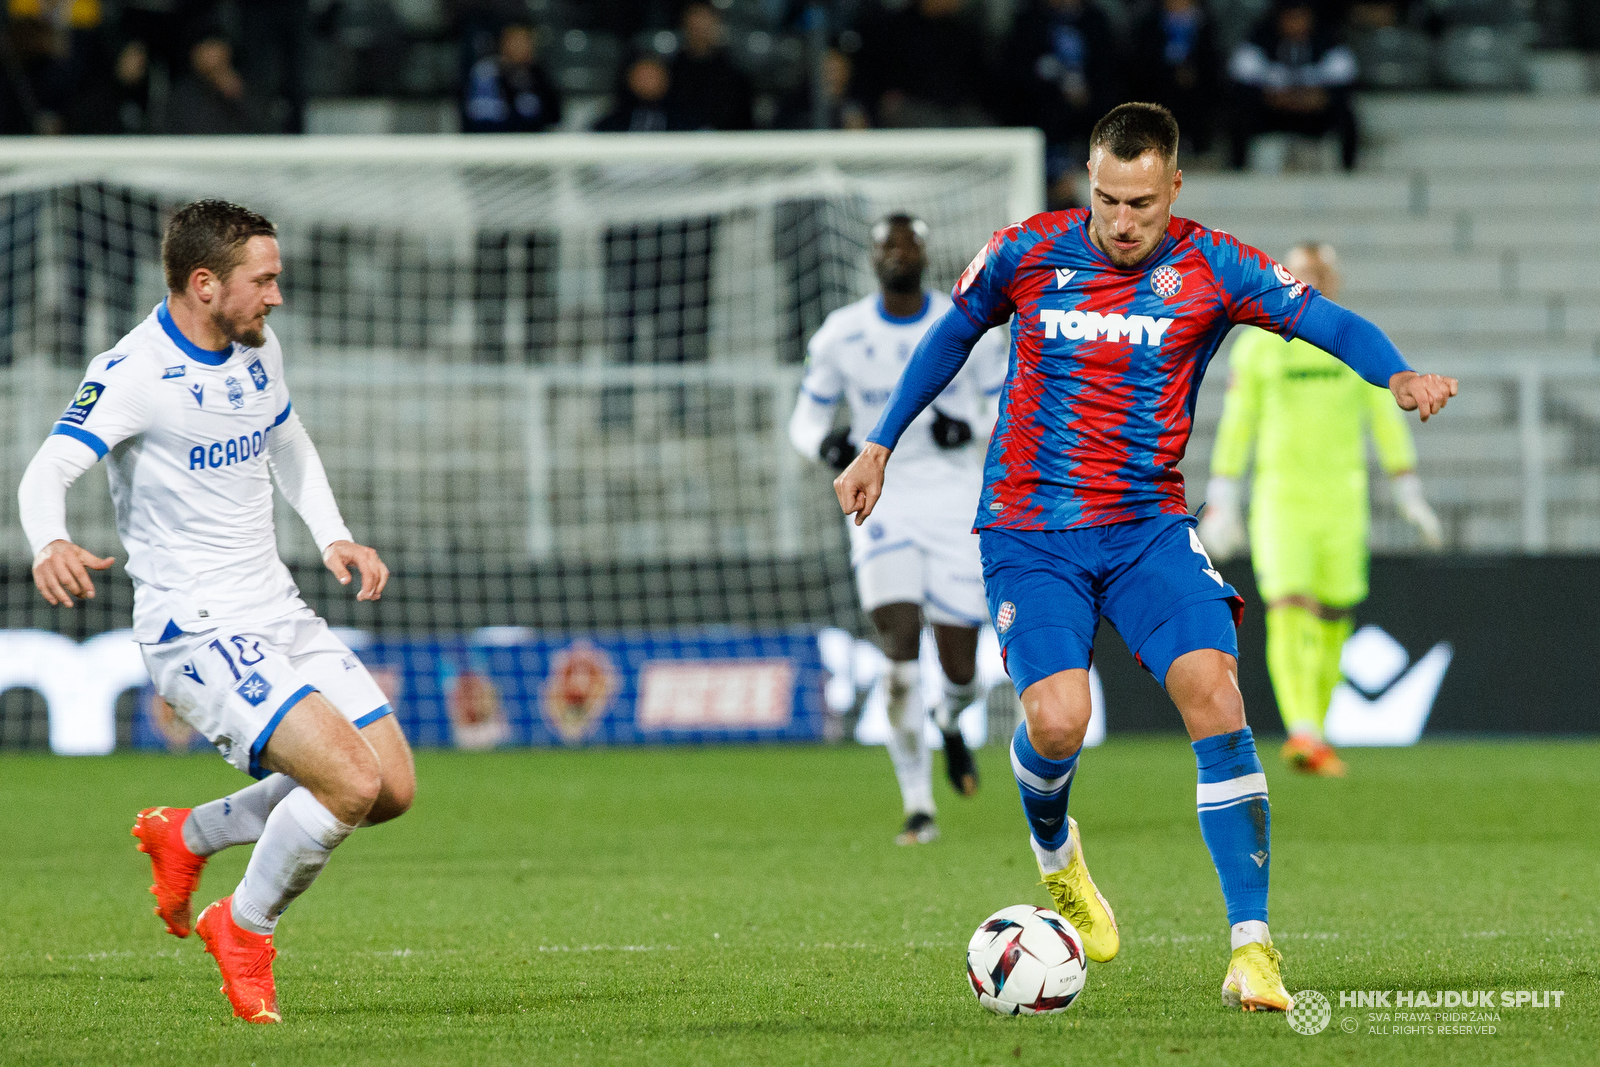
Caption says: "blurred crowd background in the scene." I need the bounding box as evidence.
[0,0,1594,196]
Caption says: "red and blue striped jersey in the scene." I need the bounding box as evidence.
[954,209,1315,531]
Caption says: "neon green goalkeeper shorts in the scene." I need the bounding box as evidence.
[1248,490,1370,608]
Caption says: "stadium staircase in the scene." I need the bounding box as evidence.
[1180,92,1600,553]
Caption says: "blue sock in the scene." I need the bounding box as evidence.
[1193,727,1271,926]
[1010,721,1079,851]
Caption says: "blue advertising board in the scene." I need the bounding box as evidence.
[131,627,827,752]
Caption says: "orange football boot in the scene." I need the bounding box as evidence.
[1280,735,1347,778]
[131,807,208,937]
[196,897,281,1023]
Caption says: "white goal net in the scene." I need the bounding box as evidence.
[0,132,1041,665]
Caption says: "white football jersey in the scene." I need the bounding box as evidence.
[799,291,1008,486]
[49,302,338,642]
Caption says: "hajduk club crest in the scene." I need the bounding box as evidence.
[1151,265,1183,298]
[996,601,1017,633]
[541,640,618,743]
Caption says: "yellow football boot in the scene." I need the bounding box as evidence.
[1038,817,1120,963]
[1221,940,1292,1012]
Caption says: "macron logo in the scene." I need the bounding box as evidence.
[1054,268,1076,288]
[1325,626,1452,747]
[1039,309,1174,346]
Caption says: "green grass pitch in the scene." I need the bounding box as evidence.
[1,738,1595,1066]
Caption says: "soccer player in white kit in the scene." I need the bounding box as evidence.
[789,214,1007,845]
[17,200,414,1024]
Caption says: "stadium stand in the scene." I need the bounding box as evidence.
[1184,90,1600,554]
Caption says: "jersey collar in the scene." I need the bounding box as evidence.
[875,292,931,325]
[157,299,234,366]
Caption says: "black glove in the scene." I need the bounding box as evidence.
[819,428,857,472]
[931,408,973,450]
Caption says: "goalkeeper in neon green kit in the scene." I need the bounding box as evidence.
[1199,243,1442,777]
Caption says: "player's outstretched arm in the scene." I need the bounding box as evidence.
[833,442,890,525]
[841,305,988,525]
[322,540,389,601]
[865,306,987,453]
[1293,294,1458,420]
[31,539,115,607]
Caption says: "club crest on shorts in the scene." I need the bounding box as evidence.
[996,601,1017,633]
[541,640,618,744]
[1151,265,1183,298]
[236,671,273,707]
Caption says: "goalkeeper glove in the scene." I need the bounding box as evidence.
[819,428,857,472]
[1197,476,1246,560]
[1391,472,1444,548]
[930,408,973,450]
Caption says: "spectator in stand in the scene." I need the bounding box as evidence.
[5,0,108,133]
[855,0,990,128]
[777,43,870,130]
[1130,0,1221,155]
[65,36,152,132]
[668,1,754,131]
[999,0,1120,208]
[1347,0,1434,30]
[116,0,215,92]
[236,0,309,132]
[593,52,683,132]
[1228,0,1359,171]
[462,22,563,133]
[164,36,266,133]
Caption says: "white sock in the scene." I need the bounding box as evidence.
[1231,920,1271,951]
[884,660,934,816]
[183,774,299,857]
[1029,831,1076,876]
[932,678,979,733]
[231,787,356,934]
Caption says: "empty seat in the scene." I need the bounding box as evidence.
[549,29,624,96]
[1351,27,1433,90]
[1437,25,1530,90]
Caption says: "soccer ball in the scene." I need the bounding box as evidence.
[965,904,1088,1015]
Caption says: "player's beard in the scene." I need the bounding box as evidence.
[1093,220,1158,270]
[212,305,269,349]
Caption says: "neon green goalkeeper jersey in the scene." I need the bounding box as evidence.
[1210,326,1416,503]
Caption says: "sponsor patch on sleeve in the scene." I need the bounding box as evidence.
[59,381,106,426]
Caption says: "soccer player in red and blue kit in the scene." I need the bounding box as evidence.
[834,103,1457,1012]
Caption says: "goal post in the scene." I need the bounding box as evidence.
[0,130,1042,749]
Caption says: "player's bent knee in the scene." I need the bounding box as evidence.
[374,764,417,822]
[1020,672,1092,759]
[870,602,922,662]
[325,748,383,825]
[1027,715,1086,761]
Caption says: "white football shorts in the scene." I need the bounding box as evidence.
[141,606,392,778]
[847,480,987,627]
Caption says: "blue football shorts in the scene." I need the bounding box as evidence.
[980,514,1245,694]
